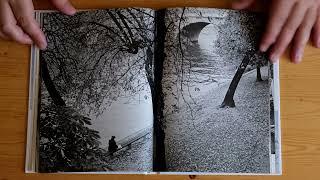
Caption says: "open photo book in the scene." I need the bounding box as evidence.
[25,7,282,175]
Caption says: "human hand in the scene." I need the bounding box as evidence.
[232,0,320,64]
[0,0,76,49]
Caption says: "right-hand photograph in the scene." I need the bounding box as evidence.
[160,8,281,174]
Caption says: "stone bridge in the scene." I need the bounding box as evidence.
[180,8,227,42]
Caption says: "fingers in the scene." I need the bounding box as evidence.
[0,1,33,44]
[234,0,319,64]
[50,0,76,15]
[291,7,317,63]
[0,0,75,48]
[260,0,295,54]
[312,10,320,48]
[0,31,9,40]
[268,2,308,62]
[1,24,33,44]
[231,0,255,9]
[9,0,47,49]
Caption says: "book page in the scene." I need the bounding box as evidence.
[158,8,281,174]
[36,8,155,173]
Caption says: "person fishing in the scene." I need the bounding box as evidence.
[108,136,118,156]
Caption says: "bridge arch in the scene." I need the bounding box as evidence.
[181,22,211,42]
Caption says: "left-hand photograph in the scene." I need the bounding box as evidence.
[32,9,155,173]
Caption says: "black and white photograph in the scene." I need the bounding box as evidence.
[159,8,277,174]
[37,9,155,173]
[25,7,281,175]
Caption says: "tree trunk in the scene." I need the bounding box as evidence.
[145,47,154,91]
[256,64,263,82]
[152,9,167,171]
[40,54,66,106]
[220,51,254,108]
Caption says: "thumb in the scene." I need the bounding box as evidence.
[50,0,76,15]
[231,0,255,10]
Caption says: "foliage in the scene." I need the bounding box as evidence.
[41,9,155,117]
[215,10,268,69]
[162,8,199,116]
[39,104,108,172]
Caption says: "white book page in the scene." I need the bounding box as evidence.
[158,7,282,175]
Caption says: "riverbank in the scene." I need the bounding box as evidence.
[164,66,271,173]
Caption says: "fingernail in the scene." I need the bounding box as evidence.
[68,7,77,15]
[39,40,47,50]
[260,44,268,52]
[270,53,278,63]
[293,49,303,64]
[64,5,77,16]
